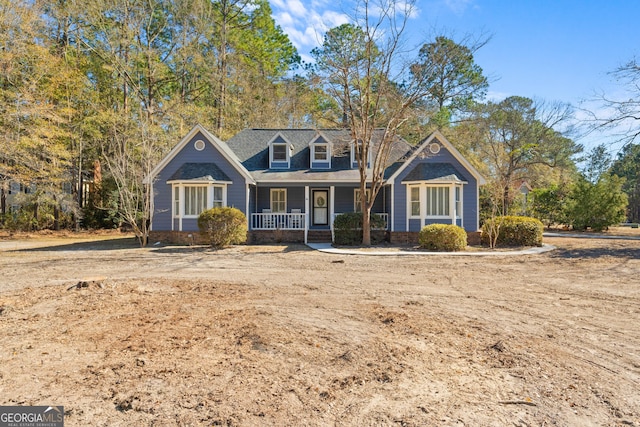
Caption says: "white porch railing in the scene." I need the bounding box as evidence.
[251,212,306,230]
[331,212,389,230]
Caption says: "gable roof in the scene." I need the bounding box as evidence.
[387,130,486,185]
[144,124,254,185]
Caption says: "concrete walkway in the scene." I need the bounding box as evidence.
[306,242,556,256]
[306,230,640,256]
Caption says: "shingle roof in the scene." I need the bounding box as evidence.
[401,163,468,183]
[168,163,231,182]
[226,129,412,180]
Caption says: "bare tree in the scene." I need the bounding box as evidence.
[586,58,640,147]
[312,0,447,245]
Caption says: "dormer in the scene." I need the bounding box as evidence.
[350,139,371,169]
[268,134,292,169]
[309,134,331,169]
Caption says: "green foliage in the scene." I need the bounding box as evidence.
[610,143,640,222]
[411,36,489,119]
[418,224,467,251]
[482,216,544,247]
[333,212,386,246]
[198,207,248,248]
[530,184,568,227]
[565,175,628,231]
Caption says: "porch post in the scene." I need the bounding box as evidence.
[304,186,309,244]
[330,185,335,242]
[246,183,251,231]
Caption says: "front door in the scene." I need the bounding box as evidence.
[312,190,328,226]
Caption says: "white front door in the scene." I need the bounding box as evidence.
[312,190,328,225]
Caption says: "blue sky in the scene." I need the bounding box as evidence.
[270,0,640,151]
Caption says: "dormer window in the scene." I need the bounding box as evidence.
[309,135,331,169]
[351,140,371,168]
[272,144,287,162]
[268,134,292,168]
[313,145,327,161]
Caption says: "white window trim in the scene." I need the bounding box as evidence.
[309,136,331,167]
[350,141,371,168]
[268,134,293,169]
[270,188,287,213]
[406,182,464,226]
[171,182,228,222]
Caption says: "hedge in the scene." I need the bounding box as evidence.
[481,216,543,247]
[198,207,247,248]
[418,224,467,251]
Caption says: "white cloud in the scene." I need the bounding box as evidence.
[443,0,475,15]
[271,0,350,51]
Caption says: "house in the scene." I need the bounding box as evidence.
[146,125,486,244]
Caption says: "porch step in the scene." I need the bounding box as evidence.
[307,230,333,243]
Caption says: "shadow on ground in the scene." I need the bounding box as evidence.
[150,243,311,255]
[549,246,640,260]
[11,237,141,252]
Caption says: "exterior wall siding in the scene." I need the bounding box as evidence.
[151,131,248,232]
[393,147,479,232]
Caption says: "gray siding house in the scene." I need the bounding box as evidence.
[146,125,486,243]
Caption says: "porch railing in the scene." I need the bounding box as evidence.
[251,212,306,230]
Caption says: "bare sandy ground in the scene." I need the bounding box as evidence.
[0,230,639,426]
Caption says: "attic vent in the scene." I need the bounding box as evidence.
[429,142,441,154]
[194,139,205,151]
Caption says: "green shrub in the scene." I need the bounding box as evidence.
[198,207,247,248]
[418,224,467,251]
[481,216,543,247]
[333,212,386,246]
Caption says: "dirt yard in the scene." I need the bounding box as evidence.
[0,230,639,426]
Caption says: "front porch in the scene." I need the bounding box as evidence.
[250,212,389,244]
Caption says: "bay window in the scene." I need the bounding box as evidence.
[408,183,463,223]
[172,184,226,218]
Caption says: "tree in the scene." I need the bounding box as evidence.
[310,23,376,126]
[610,143,640,222]
[461,96,582,215]
[530,184,568,228]
[312,0,452,246]
[590,58,640,146]
[410,35,489,128]
[582,143,611,184]
[566,174,627,231]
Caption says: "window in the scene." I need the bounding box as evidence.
[410,187,420,216]
[172,184,226,219]
[426,186,449,216]
[354,188,371,212]
[313,145,328,161]
[351,140,371,168]
[408,185,457,218]
[270,189,286,213]
[174,187,179,215]
[185,186,208,216]
[213,186,223,208]
[272,144,287,162]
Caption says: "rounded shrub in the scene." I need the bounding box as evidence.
[198,207,247,248]
[418,224,467,251]
[333,212,386,246]
[481,216,543,247]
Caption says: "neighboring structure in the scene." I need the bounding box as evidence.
[146,125,486,244]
